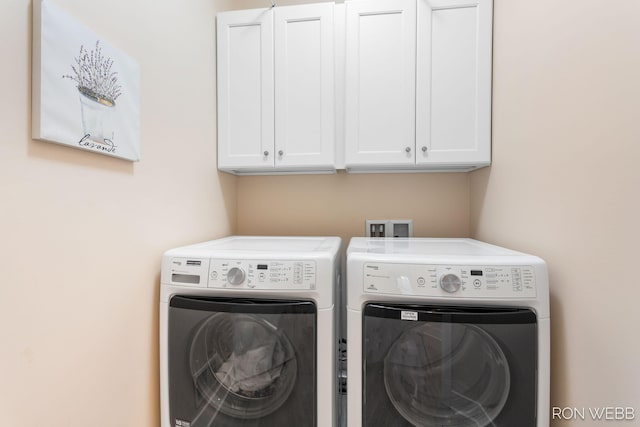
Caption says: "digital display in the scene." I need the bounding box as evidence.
[257,264,268,270]
[470,270,483,276]
[172,274,200,284]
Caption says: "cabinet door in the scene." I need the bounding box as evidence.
[345,0,417,168]
[416,0,492,167]
[275,4,335,170]
[217,9,274,171]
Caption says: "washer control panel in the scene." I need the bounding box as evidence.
[167,257,211,287]
[208,260,317,290]
[363,263,536,298]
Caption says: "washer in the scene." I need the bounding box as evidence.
[160,236,341,427]
[346,238,550,427]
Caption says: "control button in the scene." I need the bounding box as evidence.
[227,267,245,286]
[258,272,265,280]
[473,279,481,288]
[440,274,462,293]
[210,271,218,279]
[417,277,426,286]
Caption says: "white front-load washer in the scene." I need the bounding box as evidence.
[346,238,550,427]
[160,236,341,427]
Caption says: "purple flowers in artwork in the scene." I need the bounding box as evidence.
[63,40,122,106]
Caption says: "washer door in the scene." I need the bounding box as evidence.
[363,304,537,427]
[169,296,317,427]
[189,312,297,419]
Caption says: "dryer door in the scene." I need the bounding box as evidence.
[363,304,537,427]
[169,296,316,427]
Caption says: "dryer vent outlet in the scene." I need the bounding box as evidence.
[366,220,413,238]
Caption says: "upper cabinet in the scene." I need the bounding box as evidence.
[216,0,492,175]
[415,0,492,170]
[345,0,417,168]
[217,9,274,172]
[344,0,493,172]
[217,5,336,175]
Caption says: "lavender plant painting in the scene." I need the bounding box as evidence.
[63,41,123,145]
[33,0,140,161]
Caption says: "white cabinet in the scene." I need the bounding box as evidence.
[275,4,335,170]
[415,0,492,168]
[217,8,274,171]
[345,0,493,172]
[217,0,492,174]
[344,0,417,168]
[217,5,335,175]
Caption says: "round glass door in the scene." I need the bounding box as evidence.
[189,312,298,419]
[383,322,510,427]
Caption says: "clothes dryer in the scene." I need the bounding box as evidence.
[160,236,341,427]
[346,238,550,427]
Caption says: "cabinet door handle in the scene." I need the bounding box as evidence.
[405,146,411,153]
[278,150,284,156]
[421,146,428,152]
[263,150,269,156]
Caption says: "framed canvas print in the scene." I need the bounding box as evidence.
[33,0,141,161]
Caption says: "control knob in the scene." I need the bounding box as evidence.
[440,273,462,293]
[227,267,246,286]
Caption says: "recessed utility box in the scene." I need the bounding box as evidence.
[366,220,413,238]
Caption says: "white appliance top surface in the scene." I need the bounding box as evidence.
[169,235,341,257]
[348,238,530,259]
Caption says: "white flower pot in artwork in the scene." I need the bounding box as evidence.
[79,91,115,143]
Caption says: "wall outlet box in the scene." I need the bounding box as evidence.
[366,220,413,238]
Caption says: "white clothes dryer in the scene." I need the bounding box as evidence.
[160,236,341,427]
[346,238,550,427]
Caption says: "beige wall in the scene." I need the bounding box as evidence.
[0,1,237,425]
[237,172,470,242]
[471,0,640,422]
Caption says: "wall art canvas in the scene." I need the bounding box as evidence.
[33,0,140,161]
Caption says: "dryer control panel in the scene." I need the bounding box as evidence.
[208,260,317,290]
[363,263,537,298]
